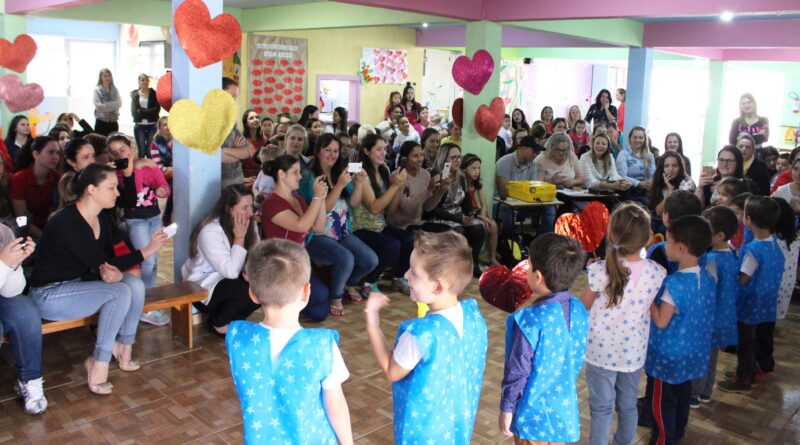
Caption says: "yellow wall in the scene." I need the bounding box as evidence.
[245,26,424,124]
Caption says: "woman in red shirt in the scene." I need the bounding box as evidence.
[260,154,330,321]
[10,136,61,238]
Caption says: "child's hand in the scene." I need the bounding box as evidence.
[498,411,513,437]
[156,186,168,198]
[364,292,390,325]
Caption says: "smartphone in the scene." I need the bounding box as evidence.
[163,223,178,239]
[441,161,452,179]
[114,158,129,170]
[398,157,408,170]
[347,162,362,174]
[702,165,715,177]
[16,216,29,248]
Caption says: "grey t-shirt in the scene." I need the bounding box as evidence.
[495,152,536,181]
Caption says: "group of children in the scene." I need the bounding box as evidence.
[223,185,794,444]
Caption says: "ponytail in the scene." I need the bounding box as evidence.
[604,202,652,308]
[604,245,630,308]
[262,154,299,183]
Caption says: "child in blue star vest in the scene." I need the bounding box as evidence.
[225,240,353,445]
[719,196,785,393]
[690,206,740,407]
[500,233,589,443]
[580,203,666,445]
[646,191,702,275]
[647,215,715,445]
[364,231,487,445]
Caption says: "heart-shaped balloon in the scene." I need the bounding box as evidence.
[0,74,43,113]
[479,260,532,313]
[451,98,463,128]
[156,72,172,111]
[174,0,242,68]
[0,35,37,73]
[168,89,237,155]
[555,201,609,252]
[474,97,504,142]
[452,49,494,95]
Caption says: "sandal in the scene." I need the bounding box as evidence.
[112,343,141,372]
[84,358,113,396]
[329,301,346,317]
[345,287,364,304]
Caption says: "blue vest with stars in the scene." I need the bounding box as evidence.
[646,270,715,384]
[646,241,679,275]
[392,299,488,445]
[701,249,739,347]
[226,321,339,445]
[737,236,784,324]
[506,296,588,443]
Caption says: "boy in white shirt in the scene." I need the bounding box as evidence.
[226,240,353,445]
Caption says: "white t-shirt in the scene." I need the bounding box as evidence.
[253,171,276,195]
[659,266,701,309]
[771,183,796,204]
[393,303,464,371]
[586,259,666,372]
[259,323,349,390]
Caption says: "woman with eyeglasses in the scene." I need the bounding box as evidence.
[696,146,744,207]
[535,132,584,189]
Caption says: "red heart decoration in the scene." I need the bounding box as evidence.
[274,94,283,101]
[292,107,301,114]
[276,83,285,90]
[265,87,274,94]
[297,69,305,75]
[0,74,43,112]
[280,59,289,66]
[285,98,294,105]
[268,107,278,114]
[451,98,463,128]
[266,76,276,83]
[266,59,276,66]
[283,76,292,83]
[251,69,261,76]
[254,106,264,114]
[275,69,285,76]
[293,86,302,92]
[174,0,242,68]
[253,88,263,96]
[294,77,303,84]
[479,260,532,313]
[283,89,292,96]
[293,60,303,66]
[251,59,262,66]
[452,49,494,95]
[253,79,263,87]
[294,94,303,101]
[474,97,504,142]
[555,201,609,252]
[156,72,172,111]
[281,106,290,113]
[287,67,295,74]
[263,67,272,74]
[0,34,37,73]
[251,98,261,105]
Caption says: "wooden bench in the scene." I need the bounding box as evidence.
[4,282,207,349]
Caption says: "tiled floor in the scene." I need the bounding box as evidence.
[2,242,800,444]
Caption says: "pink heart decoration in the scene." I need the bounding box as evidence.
[474,97,504,142]
[0,74,43,112]
[452,49,494,95]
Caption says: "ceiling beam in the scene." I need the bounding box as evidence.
[333,0,482,20]
[416,25,615,48]
[4,0,105,15]
[25,0,242,27]
[644,19,800,48]
[505,19,643,47]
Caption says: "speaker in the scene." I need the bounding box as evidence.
[523,58,532,64]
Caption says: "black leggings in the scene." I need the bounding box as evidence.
[94,119,119,136]
[201,277,260,329]
[420,222,486,267]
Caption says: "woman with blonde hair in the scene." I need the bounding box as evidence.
[535,132,584,189]
[94,68,122,136]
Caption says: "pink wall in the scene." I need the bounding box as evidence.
[5,0,103,14]
[416,25,615,48]
[644,19,800,48]
[336,0,482,20]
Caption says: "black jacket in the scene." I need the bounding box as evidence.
[130,88,161,123]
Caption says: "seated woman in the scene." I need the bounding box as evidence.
[300,133,377,317]
[182,185,260,336]
[386,141,448,292]
[579,133,631,192]
[0,226,44,414]
[648,151,696,218]
[30,164,167,395]
[615,126,655,205]
[10,136,62,239]
[421,143,485,277]
[260,155,330,321]
[420,128,440,169]
[535,132,585,189]
[56,138,98,209]
[56,112,94,139]
[696,146,744,207]
[352,134,413,297]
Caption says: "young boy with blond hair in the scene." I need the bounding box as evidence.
[226,239,353,445]
[365,231,488,445]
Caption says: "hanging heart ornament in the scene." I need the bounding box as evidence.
[0,74,43,113]
[174,0,242,68]
[451,49,494,95]
[168,89,237,155]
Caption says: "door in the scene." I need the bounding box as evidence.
[67,39,117,128]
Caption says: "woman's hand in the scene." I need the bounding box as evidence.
[639,179,652,191]
[698,174,715,188]
[336,170,353,188]
[313,176,328,199]
[232,213,250,240]
[0,237,34,269]
[427,173,441,193]
[99,263,123,283]
[354,170,367,185]
[617,180,632,191]
[155,186,168,199]
[390,169,407,187]
[664,173,675,192]
[462,215,475,225]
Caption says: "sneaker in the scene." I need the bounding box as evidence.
[636,397,653,428]
[360,283,380,300]
[717,379,751,393]
[689,397,701,409]
[699,395,711,403]
[140,310,170,326]
[391,278,410,294]
[14,378,47,415]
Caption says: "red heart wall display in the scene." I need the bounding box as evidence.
[156,72,172,111]
[474,97,504,142]
[555,201,609,252]
[0,35,37,73]
[479,260,532,313]
[451,49,494,95]
[174,0,242,68]
[0,74,43,113]
[451,98,463,128]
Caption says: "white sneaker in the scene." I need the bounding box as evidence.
[14,378,47,415]
[140,310,170,326]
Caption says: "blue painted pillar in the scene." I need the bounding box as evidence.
[624,47,654,130]
[463,20,502,208]
[172,0,222,279]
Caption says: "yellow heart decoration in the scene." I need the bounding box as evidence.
[168,89,237,155]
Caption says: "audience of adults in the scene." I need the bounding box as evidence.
[729,93,769,146]
[535,132,584,189]
[579,133,630,191]
[585,89,618,130]
[4,115,31,160]
[737,134,771,195]
[615,126,655,203]
[648,151,696,217]
[10,136,62,238]
[696,145,744,207]
[664,132,691,175]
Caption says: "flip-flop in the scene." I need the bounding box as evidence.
[84,358,113,396]
[345,287,364,304]
[329,305,345,317]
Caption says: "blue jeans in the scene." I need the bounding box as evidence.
[306,234,378,300]
[0,295,42,382]
[354,226,415,283]
[586,363,641,445]
[127,215,162,288]
[497,203,556,236]
[31,274,145,362]
[134,123,157,158]
[303,273,330,322]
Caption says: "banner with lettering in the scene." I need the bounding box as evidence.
[248,35,308,118]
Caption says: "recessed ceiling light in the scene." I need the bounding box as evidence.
[720,11,734,22]
[422,23,429,28]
